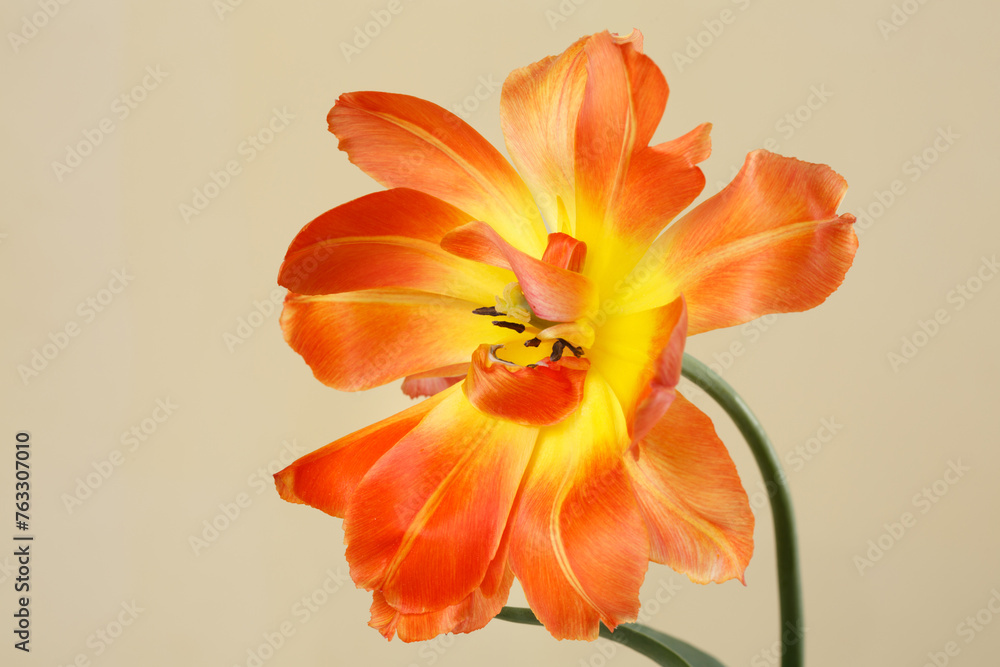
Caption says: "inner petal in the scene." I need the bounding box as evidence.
[463,344,589,426]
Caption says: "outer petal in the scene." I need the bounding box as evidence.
[588,296,686,436]
[464,344,590,426]
[607,128,710,253]
[653,121,712,166]
[574,30,666,226]
[622,150,859,333]
[441,222,598,322]
[508,373,649,640]
[573,32,672,291]
[279,188,511,303]
[281,289,519,391]
[344,389,538,614]
[327,92,547,256]
[626,392,754,584]
[273,386,454,517]
[500,29,679,266]
[284,188,474,249]
[370,523,517,642]
[500,36,588,232]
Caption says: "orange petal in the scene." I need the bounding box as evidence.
[626,392,754,583]
[343,389,538,613]
[653,121,712,166]
[605,129,710,252]
[463,344,590,426]
[500,36,588,232]
[540,232,587,272]
[279,188,511,303]
[369,522,516,641]
[623,150,859,333]
[571,34,712,295]
[573,31,666,234]
[369,565,515,642]
[612,30,667,152]
[273,387,452,517]
[284,188,472,250]
[500,30,669,246]
[441,222,598,322]
[327,92,547,256]
[589,296,686,436]
[508,373,649,640]
[281,289,518,391]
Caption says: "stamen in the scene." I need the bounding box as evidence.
[492,320,526,334]
[550,339,565,362]
[537,320,596,350]
[473,306,505,316]
[495,282,533,323]
[524,337,541,348]
[561,339,584,357]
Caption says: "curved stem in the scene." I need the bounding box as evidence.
[680,353,803,667]
[496,607,696,667]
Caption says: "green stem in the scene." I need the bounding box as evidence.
[496,607,697,667]
[680,353,803,667]
[496,354,804,667]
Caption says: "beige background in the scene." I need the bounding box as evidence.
[3,0,999,665]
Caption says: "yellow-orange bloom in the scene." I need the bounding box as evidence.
[275,30,857,642]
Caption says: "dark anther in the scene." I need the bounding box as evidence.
[559,338,585,357]
[473,306,504,316]
[526,363,538,369]
[550,339,566,362]
[492,320,526,334]
[524,337,542,347]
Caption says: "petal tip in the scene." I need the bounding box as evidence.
[273,466,305,505]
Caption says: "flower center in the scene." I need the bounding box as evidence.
[472,281,596,367]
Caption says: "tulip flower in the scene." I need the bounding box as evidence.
[274,29,857,644]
